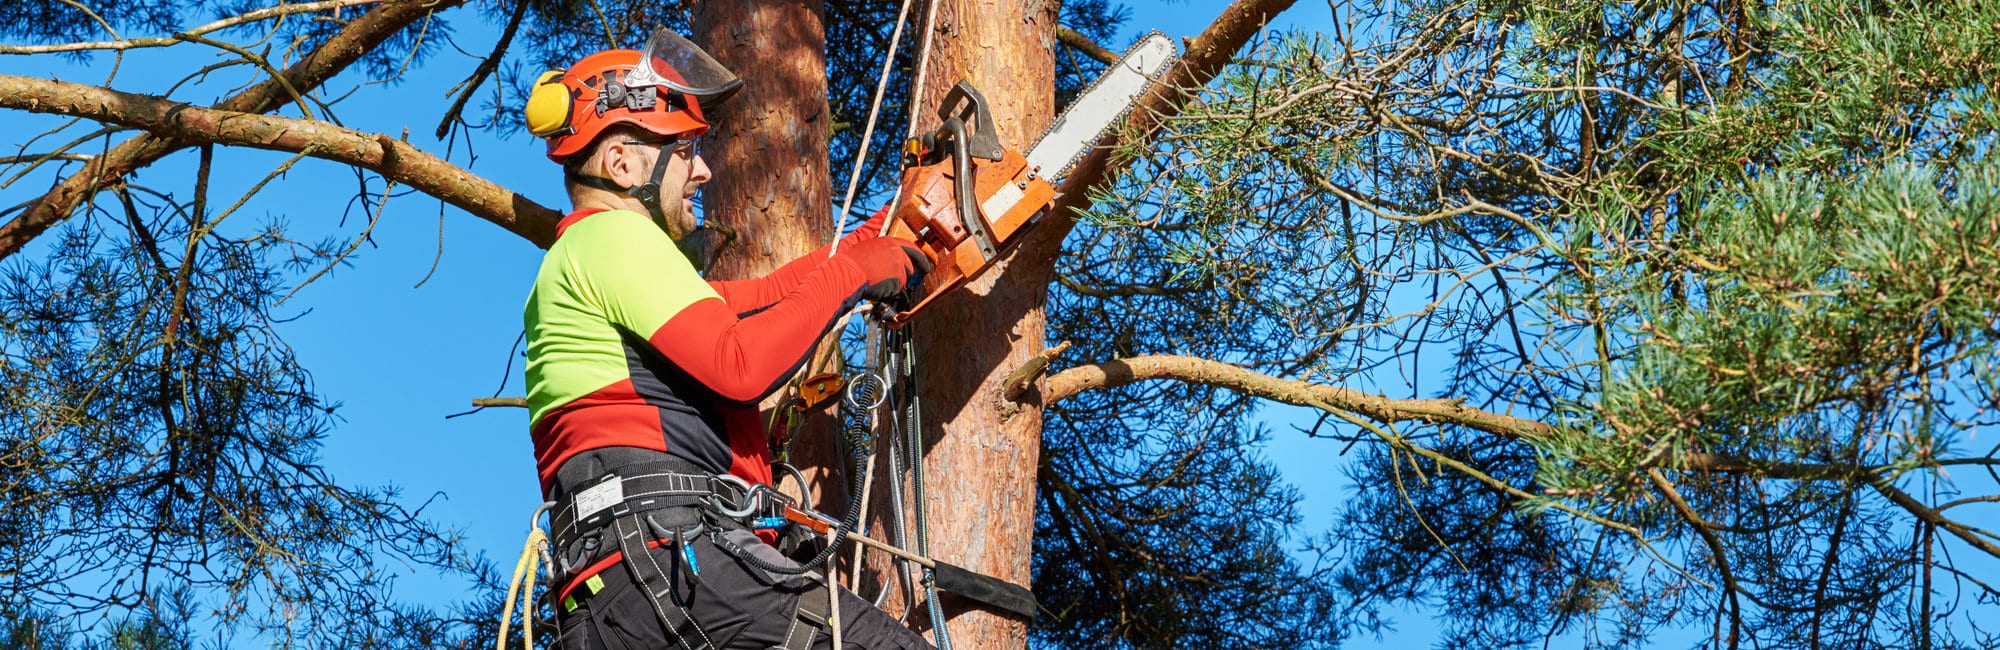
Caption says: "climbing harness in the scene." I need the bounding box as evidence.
[538,454,846,650]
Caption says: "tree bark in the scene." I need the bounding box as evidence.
[899,1,1059,647]
[694,0,833,279]
[690,2,852,514]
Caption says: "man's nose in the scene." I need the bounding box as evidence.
[690,154,712,184]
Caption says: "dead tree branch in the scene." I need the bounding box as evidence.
[0,74,560,246]
[0,0,471,261]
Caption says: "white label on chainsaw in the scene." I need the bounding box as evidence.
[1027,33,1177,179]
[576,477,624,520]
[981,182,1026,224]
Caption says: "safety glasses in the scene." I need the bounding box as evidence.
[621,137,700,160]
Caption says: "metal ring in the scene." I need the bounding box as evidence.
[844,372,888,411]
[707,474,760,519]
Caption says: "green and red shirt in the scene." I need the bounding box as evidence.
[524,208,878,496]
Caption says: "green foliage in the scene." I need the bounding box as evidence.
[1558,163,2000,496]
[1081,0,2000,646]
[0,184,492,646]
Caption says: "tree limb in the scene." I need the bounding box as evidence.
[0,74,561,246]
[1019,0,1300,269]
[0,0,385,55]
[1044,354,2000,561]
[1055,26,1118,65]
[0,0,471,262]
[1040,354,1556,441]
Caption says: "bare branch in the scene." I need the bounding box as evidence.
[0,74,561,246]
[1056,26,1118,66]
[1871,480,2000,559]
[1040,354,1556,440]
[0,0,385,55]
[0,0,472,262]
[434,0,531,139]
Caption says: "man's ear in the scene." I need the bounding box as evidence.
[606,141,649,188]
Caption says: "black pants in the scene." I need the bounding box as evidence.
[555,527,935,650]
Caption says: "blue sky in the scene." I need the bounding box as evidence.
[11,1,1999,647]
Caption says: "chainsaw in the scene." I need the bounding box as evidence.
[880,32,1177,327]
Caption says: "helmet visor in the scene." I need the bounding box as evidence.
[627,28,744,107]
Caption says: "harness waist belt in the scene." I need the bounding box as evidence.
[549,459,750,552]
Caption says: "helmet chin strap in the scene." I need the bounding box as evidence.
[566,148,685,233]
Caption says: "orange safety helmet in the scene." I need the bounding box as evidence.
[526,29,743,163]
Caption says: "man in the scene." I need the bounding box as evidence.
[520,29,936,650]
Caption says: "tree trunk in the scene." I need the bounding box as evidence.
[898,1,1059,647]
[693,0,833,275]
[690,1,851,512]
[699,2,1055,648]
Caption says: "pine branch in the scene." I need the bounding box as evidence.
[0,74,561,246]
[1043,354,2000,562]
[0,0,472,262]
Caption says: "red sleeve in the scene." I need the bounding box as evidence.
[653,254,872,403]
[708,206,889,315]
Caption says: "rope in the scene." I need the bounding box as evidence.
[827,526,844,650]
[497,502,557,650]
[830,0,919,257]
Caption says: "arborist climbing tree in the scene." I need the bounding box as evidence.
[514,28,936,650]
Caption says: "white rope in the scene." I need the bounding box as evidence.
[829,0,919,257]
[906,0,943,142]
[827,526,844,650]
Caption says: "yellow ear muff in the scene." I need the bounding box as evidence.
[525,70,574,137]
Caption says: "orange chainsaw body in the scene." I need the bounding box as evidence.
[880,82,1058,327]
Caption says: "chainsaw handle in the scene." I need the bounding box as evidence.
[938,81,1003,161]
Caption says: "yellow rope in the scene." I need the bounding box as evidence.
[498,504,555,650]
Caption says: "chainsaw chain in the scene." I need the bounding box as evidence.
[1031,30,1180,180]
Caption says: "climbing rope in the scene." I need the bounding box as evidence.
[831,0,919,257]
[497,502,557,650]
[812,0,960,643]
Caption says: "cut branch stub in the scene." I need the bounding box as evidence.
[1001,340,1072,402]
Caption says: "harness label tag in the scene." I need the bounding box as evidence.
[576,477,624,520]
